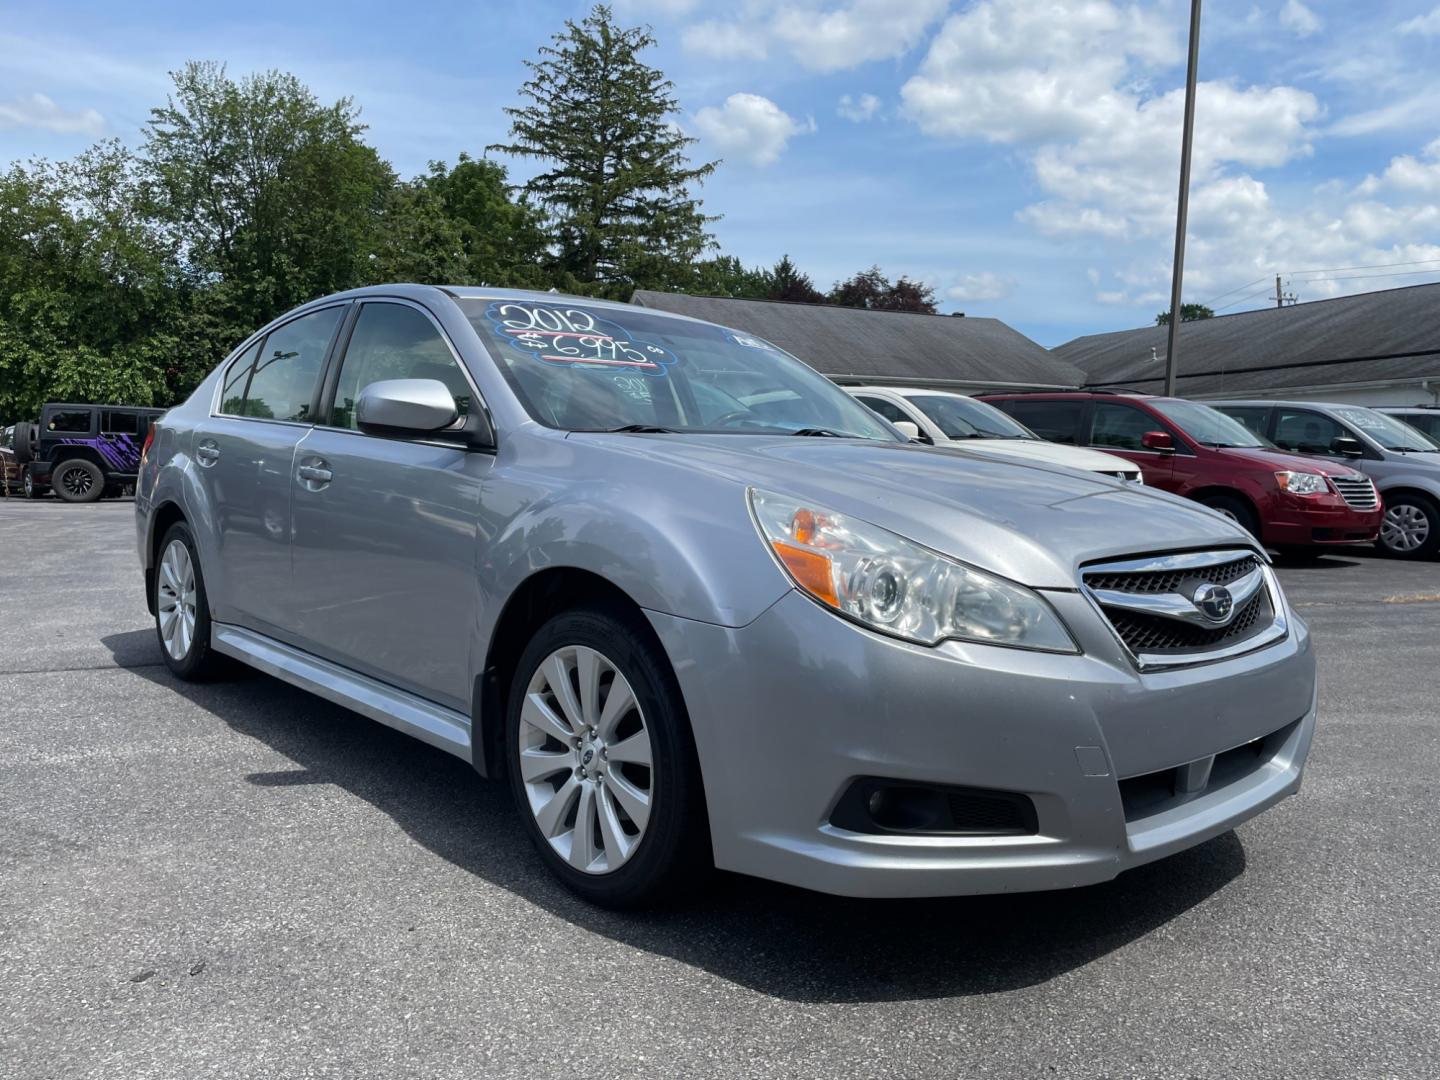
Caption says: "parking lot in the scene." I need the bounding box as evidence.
[2,498,1437,1079]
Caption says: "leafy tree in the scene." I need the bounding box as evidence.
[830,265,938,313]
[768,254,825,304]
[364,180,470,286]
[685,255,774,298]
[143,61,394,336]
[490,4,717,287]
[0,143,177,420]
[418,154,550,288]
[1155,303,1215,326]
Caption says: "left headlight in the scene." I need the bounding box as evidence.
[749,488,1078,652]
[1275,470,1328,496]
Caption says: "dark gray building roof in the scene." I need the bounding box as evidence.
[1055,282,1440,396]
[630,291,1083,388]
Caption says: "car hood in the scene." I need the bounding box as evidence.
[947,438,1139,474]
[573,433,1254,589]
[1213,445,1363,477]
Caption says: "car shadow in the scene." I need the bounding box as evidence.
[103,627,1247,1004]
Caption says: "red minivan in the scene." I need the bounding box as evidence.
[979,392,1383,550]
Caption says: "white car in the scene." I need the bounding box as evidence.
[848,385,1142,482]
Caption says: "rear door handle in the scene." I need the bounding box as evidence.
[195,440,220,465]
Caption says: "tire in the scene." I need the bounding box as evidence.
[1378,493,1440,560]
[1199,493,1260,539]
[153,522,228,680]
[506,607,710,908]
[12,422,33,463]
[22,470,38,499]
[52,458,104,503]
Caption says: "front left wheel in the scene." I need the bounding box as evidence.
[506,608,710,908]
[154,522,228,680]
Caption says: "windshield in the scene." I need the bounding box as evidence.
[1150,399,1271,448]
[907,394,1034,439]
[1333,406,1437,452]
[462,299,899,440]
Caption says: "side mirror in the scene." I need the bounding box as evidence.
[892,420,922,440]
[356,379,494,448]
[1140,430,1175,452]
[1330,436,1364,458]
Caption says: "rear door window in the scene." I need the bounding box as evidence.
[47,409,94,433]
[1005,400,1083,444]
[102,411,141,435]
[222,308,343,422]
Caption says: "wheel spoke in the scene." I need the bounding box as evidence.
[597,676,636,739]
[519,746,575,783]
[568,783,597,869]
[606,730,651,768]
[522,691,574,745]
[596,786,634,865]
[575,647,601,728]
[543,653,585,731]
[605,770,650,831]
[160,559,180,593]
[533,775,580,837]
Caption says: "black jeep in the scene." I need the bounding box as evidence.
[3,403,165,502]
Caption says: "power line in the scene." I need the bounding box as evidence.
[1213,285,1276,312]
[1289,267,1440,286]
[1285,256,1440,277]
[1201,275,1269,307]
[1201,256,1440,309]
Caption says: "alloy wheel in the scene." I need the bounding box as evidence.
[1381,504,1430,553]
[157,538,197,660]
[59,464,94,498]
[518,645,654,874]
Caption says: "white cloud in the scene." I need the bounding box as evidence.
[692,93,815,167]
[901,0,1180,143]
[0,92,104,135]
[615,0,700,14]
[1400,6,1440,35]
[1279,0,1322,37]
[947,272,1013,302]
[682,1,946,72]
[1358,138,1440,196]
[682,19,768,60]
[836,93,880,122]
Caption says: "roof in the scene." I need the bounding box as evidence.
[630,291,1083,388]
[1054,282,1440,396]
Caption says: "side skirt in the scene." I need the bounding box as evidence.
[210,623,472,759]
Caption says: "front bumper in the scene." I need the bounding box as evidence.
[1260,496,1382,545]
[648,587,1316,898]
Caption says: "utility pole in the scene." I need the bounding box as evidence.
[1274,274,1296,308]
[1163,0,1202,396]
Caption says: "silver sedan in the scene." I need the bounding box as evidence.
[136,285,1317,906]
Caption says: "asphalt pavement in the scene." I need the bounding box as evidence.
[2,499,1437,1079]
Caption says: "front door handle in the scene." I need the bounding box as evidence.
[195,440,220,466]
[297,461,333,488]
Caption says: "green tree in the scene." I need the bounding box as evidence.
[1155,303,1215,326]
[0,143,177,421]
[143,61,394,337]
[364,180,470,286]
[685,255,774,298]
[768,255,825,304]
[418,154,549,287]
[490,4,718,287]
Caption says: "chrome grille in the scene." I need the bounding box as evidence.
[1331,476,1378,510]
[1082,549,1286,669]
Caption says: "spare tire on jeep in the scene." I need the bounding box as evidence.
[12,421,34,463]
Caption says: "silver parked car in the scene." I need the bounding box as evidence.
[136,286,1317,906]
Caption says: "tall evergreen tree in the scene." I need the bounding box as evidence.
[489,4,717,287]
[768,255,825,304]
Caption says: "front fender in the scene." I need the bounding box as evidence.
[480,480,790,630]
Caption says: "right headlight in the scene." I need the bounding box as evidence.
[748,488,1078,652]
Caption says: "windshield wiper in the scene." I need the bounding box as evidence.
[595,424,679,434]
[790,427,856,438]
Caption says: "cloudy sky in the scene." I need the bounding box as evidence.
[2,0,1438,345]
